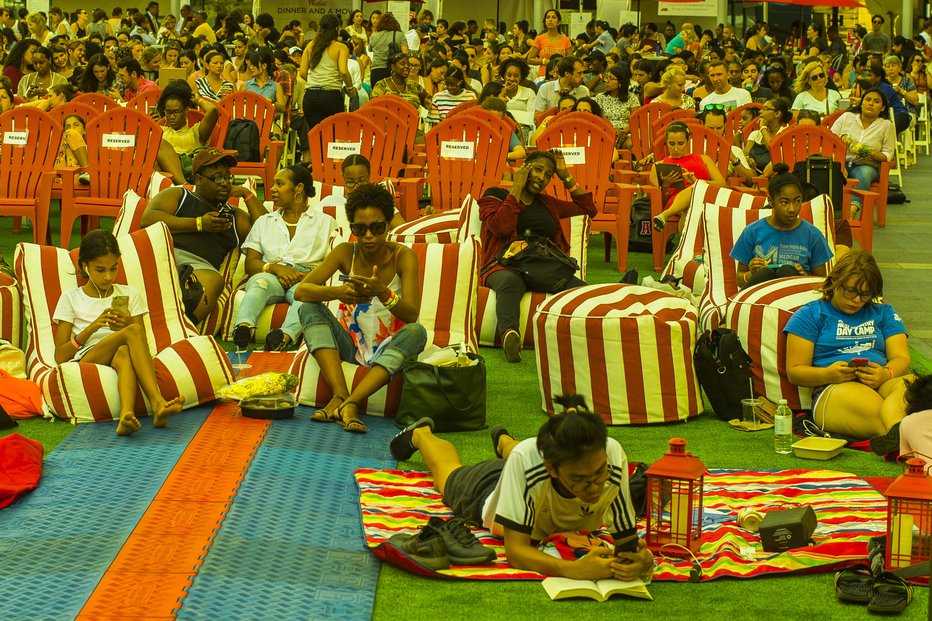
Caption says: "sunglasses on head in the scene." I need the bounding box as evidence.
[350,221,388,237]
[704,103,726,111]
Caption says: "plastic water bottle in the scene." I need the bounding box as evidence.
[774,399,793,454]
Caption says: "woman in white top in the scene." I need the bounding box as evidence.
[831,87,896,212]
[232,165,337,352]
[295,183,426,434]
[499,57,535,130]
[52,230,184,436]
[27,13,54,46]
[299,14,355,131]
[792,60,841,118]
[346,10,368,47]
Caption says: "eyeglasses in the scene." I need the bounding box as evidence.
[809,72,826,80]
[873,20,883,24]
[704,103,726,110]
[163,108,185,117]
[349,220,388,237]
[560,464,610,493]
[839,286,874,301]
[343,175,368,188]
[201,174,233,185]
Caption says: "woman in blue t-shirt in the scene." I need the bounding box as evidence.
[784,250,912,442]
[731,164,834,289]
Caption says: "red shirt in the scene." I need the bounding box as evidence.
[123,77,158,101]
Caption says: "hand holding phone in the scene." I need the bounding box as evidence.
[613,533,639,556]
[849,357,869,368]
[111,295,129,316]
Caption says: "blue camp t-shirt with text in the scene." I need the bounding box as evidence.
[783,300,907,367]
[730,219,833,273]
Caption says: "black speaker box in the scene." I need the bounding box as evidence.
[759,505,817,552]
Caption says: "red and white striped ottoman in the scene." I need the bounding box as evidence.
[725,276,823,410]
[0,273,21,348]
[534,284,701,425]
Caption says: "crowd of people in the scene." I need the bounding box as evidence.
[4,5,932,584]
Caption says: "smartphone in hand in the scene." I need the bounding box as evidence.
[614,533,639,556]
[849,357,869,367]
[111,295,129,316]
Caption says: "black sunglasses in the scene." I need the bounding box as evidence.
[350,220,388,237]
[809,72,826,80]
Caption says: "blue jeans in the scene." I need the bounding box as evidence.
[233,272,303,341]
[297,302,427,375]
[846,163,880,205]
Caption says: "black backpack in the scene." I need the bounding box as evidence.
[224,118,261,162]
[792,156,845,219]
[628,195,653,253]
[693,328,754,421]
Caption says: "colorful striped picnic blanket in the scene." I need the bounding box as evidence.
[355,468,886,581]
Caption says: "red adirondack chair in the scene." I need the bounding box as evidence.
[356,105,412,179]
[769,125,882,250]
[726,102,763,137]
[0,108,61,244]
[72,93,119,114]
[534,105,558,127]
[47,101,100,127]
[307,112,386,186]
[126,88,164,115]
[59,108,162,248]
[535,112,633,271]
[397,115,508,220]
[653,108,697,140]
[620,102,673,165]
[215,91,284,190]
[462,106,519,135]
[363,94,423,168]
[648,125,733,270]
[446,98,478,118]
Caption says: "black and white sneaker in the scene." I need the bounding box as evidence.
[870,423,901,457]
[389,417,434,461]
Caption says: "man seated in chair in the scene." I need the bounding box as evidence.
[141,148,266,322]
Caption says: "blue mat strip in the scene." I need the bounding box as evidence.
[175,408,396,621]
[0,407,212,621]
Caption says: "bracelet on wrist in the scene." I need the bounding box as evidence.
[566,182,580,193]
[70,336,82,349]
[195,216,203,232]
[383,291,400,310]
[884,365,895,380]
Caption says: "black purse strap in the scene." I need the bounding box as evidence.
[430,362,479,413]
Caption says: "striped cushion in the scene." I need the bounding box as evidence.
[293,239,479,414]
[15,223,234,424]
[661,181,768,295]
[0,273,21,349]
[476,215,591,347]
[533,284,701,425]
[699,196,835,330]
[388,193,479,244]
[726,277,824,409]
[112,189,146,237]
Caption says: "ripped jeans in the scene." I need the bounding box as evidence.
[233,272,305,341]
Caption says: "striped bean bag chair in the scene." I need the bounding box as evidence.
[15,223,234,424]
[476,215,591,348]
[290,238,480,417]
[387,193,480,244]
[698,195,836,332]
[661,181,768,297]
[533,284,701,424]
[0,273,21,349]
[726,277,823,410]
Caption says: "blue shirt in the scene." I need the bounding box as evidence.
[665,33,685,55]
[876,81,908,116]
[244,78,278,102]
[784,300,907,368]
[594,30,615,55]
[730,218,833,273]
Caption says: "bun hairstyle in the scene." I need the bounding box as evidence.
[767,162,803,197]
[536,394,608,471]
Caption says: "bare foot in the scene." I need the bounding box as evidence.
[153,395,185,428]
[116,412,142,436]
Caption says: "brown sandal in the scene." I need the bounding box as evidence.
[336,402,368,434]
[310,396,344,423]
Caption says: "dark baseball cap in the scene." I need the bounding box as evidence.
[192,147,238,176]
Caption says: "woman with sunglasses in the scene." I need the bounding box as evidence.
[785,250,912,444]
[791,60,841,118]
[231,165,337,353]
[295,183,427,434]
[478,150,595,363]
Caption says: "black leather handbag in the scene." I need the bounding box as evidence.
[395,352,487,432]
[491,234,580,293]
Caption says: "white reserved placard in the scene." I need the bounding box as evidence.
[553,147,586,165]
[102,133,136,148]
[3,131,27,146]
[440,140,474,160]
[326,141,361,160]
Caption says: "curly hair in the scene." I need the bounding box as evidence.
[345,183,395,223]
[905,375,932,415]
[498,57,529,81]
[156,79,194,116]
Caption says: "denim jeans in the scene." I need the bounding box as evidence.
[846,163,880,206]
[297,302,427,375]
[233,272,303,341]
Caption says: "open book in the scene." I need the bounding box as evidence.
[542,576,652,602]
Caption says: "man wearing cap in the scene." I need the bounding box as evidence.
[533,57,589,113]
[584,51,608,94]
[141,148,266,322]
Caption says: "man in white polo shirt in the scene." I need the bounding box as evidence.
[534,57,590,113]
[698,60,751,112]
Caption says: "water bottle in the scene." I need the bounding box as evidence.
[774,399,793,454]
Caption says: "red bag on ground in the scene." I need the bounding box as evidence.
[0,369,43,419]
[0,433,43,509]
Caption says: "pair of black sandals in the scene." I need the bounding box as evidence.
[835,537,916,615]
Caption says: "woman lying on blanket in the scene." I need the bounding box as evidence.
[388,394,655,581]
[231,165,338,352]
[731,164,834,289]
[785,250,913,446]
[650,121,727,233]
[52,230,185,436]
[294,183,427,434]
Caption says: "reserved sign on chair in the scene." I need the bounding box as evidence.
[102,133,136,148]
[3,131,27,146]
[440,141,474,159]
[327,141,361,159]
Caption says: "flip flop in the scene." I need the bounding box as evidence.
[310,396,343,423]
[834,563,874,604]
[868,573,913,614]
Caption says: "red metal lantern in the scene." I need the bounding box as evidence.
[885,458,932,570]
[645,438,706,555]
